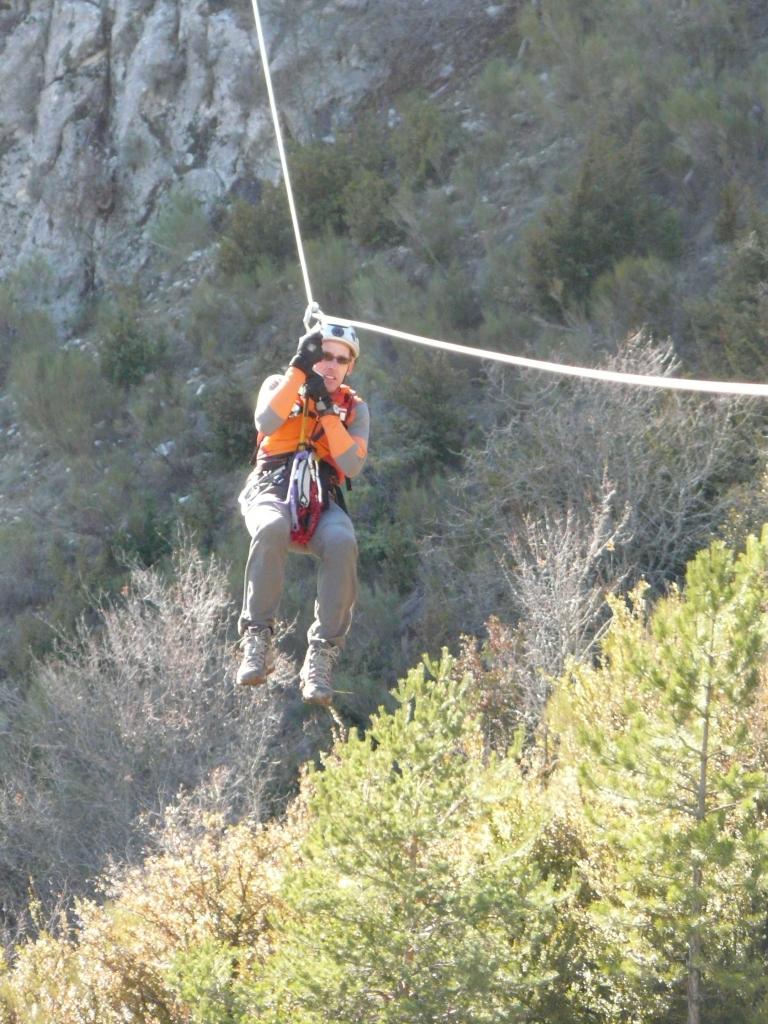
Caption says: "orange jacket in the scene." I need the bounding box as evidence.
[256,369,368,482]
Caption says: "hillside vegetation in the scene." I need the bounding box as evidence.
[2,532,768,1021]
[2,0,768,1012]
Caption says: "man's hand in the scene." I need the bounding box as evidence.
[289,327,324,375]
[303,372,337,417]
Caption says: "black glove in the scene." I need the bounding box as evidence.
[289,327,324,375]
[303,372,337,417]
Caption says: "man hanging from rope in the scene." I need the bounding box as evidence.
[236,315,369,705]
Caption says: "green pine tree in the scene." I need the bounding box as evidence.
[554,531,768,1023]
[247,653,570,1024]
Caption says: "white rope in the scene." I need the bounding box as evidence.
[249,0,314,308]
[324,314,768,398]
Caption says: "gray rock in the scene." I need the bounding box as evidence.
[0,0,491,323]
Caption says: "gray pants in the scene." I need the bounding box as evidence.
[239,494,358,647]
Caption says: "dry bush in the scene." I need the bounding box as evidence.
[457,486,631,752]
[478,333,752,583]
[0,805,295,1024]
[503,486,630,675]
[420,333,758,713]
[0,541,300,946]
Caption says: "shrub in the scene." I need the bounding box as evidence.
[517,0,755,138]
[335,112,393,178]
[201,375,255,470]
[216,187,293,279]
[9,344,115,456]
[0,810,291,1023]
[150,190,214,269]
[419,333,757,655]
[391,92,455,189]
[301,233,357,314]
[0,271,56,387]
[390,186,460,267]
[473,57,525,132]
[523,131,681,318]
[425,262,483,331]
[378,346,471,475]
[661,78,762,173]
[289,141,355,237]
[350,254,436,334]
[124,373,188,452]
[0,521,57,616]
[186,275,263,362]
[714,179,746,244]
[590,254,677,339]
[96,290,167,389]
[341,168,399,246]
[687,219,768,380]
[0,542,296,939]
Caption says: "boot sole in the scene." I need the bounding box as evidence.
[300,684,333,706]
[237,665,275,687]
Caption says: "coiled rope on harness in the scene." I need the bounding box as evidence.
[248,0,768,399]
[286,399,324,544]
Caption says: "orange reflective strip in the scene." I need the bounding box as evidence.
[318,413,363,462]
[266,366,306,422]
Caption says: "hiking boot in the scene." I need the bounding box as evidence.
[300,641,340,706]
[237,626,275,686]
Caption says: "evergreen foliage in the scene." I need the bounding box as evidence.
[391,93,456,189]
[5,533,768,1019]
[9,343,115,457]
[688,211,768,380]
[549,531,768,1021]
[0,267,55,387]
[96,290,167,390]
[524,131,681,318]
[216,188,293,278]
[200,374,256,470]
[341,168,399,247]
[253,654,562,1023]
[150,190,214,269]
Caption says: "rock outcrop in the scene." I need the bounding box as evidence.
[0,0,502,319]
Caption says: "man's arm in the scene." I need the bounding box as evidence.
[320,402,370,479]
[254,368,306,434]
[254,328,326,433]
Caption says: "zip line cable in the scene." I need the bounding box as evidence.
[322,315,768,397]
[249,0,314,309]
[248,0,768,399]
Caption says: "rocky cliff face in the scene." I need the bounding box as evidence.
[0,0,504,319]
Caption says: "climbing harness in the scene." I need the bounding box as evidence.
[286,397,322,544]
[248,0,768,400]
[286,448,324,544]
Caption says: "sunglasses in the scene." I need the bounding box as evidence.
[318,350,353,366]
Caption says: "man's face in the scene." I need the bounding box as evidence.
[315,339,355,393]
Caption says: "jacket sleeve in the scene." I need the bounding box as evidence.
[321,401,370,479]
[254,367,306,434]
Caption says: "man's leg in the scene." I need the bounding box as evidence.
[299,502,358,703]
[306,501,358,646]
[237,496,291,685]
[239,496,292,634]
